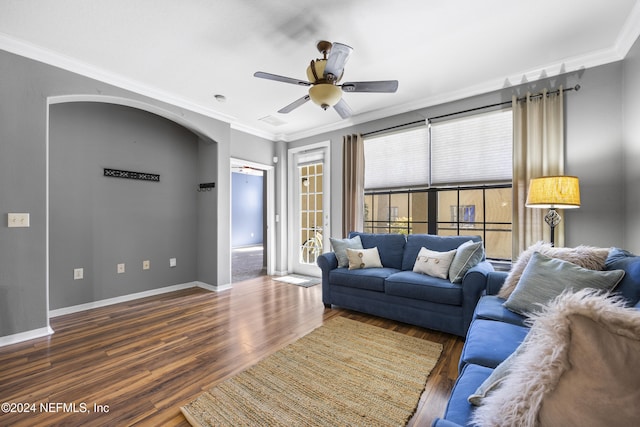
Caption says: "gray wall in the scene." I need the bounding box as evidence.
[0,49,275,339]
[623,36,640,252]
[288,55,637,252]
[49,102,199,309]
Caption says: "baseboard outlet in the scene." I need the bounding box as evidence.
[49,281,198,318]
[0,326,54,348]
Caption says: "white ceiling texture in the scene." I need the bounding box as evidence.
[1,0,639,141]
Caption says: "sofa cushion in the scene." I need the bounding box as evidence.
[449,240,485,284]
[440,363,493,426]
[473,295,528,327]
[459,319,528,370]
[412,247,457,279]
[349,232,406,269]
[346,247,383,270]
[329,235,363,267]
[606,248,640,306]
[498,241,610,299]
[385,271,463,305]
[504,252,625,316]
[329,267,399,292]
[401,234,482,271]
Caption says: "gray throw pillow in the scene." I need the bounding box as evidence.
[469,342,523,406]
[503,252,625,316]
[449,240,485,284]
[330,235,363,267]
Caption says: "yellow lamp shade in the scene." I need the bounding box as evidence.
[526,176,581,209]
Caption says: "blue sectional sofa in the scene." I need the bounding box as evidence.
[317,232,494,337]
[434,247,640,426]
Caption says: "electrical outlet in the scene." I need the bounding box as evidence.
[74,268,84,280]
[169,258,177,268]
[117,263,125,274]
[143,260,150,270]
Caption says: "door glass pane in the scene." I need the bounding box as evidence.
[299,163,323,264]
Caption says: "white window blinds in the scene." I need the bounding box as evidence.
[430,109,512,185]
[364,126,429,190]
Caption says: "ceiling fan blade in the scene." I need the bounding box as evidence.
[333,98,353,119]
[278,95,311,114]
[324,42,353,80]
[341,80,399,93]
[254,71,312,86]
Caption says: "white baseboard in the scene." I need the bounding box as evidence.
[49,281,198,318]
[2,281,234,347]
[195,281,231,292]
[0,326,54,347]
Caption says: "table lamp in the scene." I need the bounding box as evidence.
[525,175,580,246]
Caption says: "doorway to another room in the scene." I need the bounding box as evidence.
[231,164,267,282]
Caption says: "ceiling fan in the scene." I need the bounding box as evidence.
[254,40,398,119]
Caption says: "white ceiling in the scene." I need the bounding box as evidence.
[1,0,639,141]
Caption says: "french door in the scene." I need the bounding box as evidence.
[289,144,330,276]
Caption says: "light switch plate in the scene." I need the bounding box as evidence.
[8,213,30,228]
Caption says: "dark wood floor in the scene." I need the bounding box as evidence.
[0,277,463,426]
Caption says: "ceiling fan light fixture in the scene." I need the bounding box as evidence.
[306,59,325,82]
[309,84,342,110]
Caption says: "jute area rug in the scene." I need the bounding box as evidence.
[181,317,443,427]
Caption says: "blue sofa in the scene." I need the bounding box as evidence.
[317,232,494,337]
[434,248,640,426]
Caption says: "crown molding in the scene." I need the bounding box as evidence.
[0,33,242,127]
[2,17,638,144]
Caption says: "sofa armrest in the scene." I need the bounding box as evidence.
[486,271,509,295]
[460,260,494,334]
[317,252,338,307]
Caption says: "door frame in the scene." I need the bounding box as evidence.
[230,158,275,277]
[287,141,331,276]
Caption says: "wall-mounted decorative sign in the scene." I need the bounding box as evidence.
[197,182,215,192]
[104,168,160,182]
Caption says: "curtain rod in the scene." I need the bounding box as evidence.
[362,84,581,137]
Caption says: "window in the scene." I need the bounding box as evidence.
[363,109,513,260]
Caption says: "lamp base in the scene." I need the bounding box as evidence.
[545,209,562,246]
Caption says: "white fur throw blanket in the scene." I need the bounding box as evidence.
[471,289,640,427]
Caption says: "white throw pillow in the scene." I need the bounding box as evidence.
[346,247,383,270]
[413,247,457,279]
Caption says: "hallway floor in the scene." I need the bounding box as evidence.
[232,245,265,282]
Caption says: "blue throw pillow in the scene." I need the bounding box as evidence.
[504,252,625,316]
[605,248,640,306]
